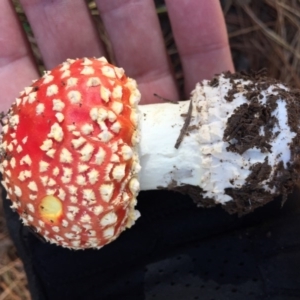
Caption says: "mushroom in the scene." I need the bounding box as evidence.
[1,58,299,250]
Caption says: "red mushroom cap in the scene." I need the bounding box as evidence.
[0,57,141,249]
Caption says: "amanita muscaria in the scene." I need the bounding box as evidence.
[1,57,300,249]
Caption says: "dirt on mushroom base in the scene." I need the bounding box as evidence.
[2,0,300,298]
[166,71,300,216]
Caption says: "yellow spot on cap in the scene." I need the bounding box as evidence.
[39,195,63,224]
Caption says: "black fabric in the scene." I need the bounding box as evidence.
[3,188,300,300]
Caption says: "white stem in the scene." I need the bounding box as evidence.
[138,101,202,190]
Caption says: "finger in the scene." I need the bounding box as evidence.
[165,0,234,95]
[0,1,38,112]
[20,0,105,69]
[96,0,179,104]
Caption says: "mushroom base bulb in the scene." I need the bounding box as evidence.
[138,71,300,215]
[1,58,300,250]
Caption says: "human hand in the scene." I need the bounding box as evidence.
[0,0,233,114]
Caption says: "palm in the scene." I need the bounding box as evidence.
[0,0,233,113]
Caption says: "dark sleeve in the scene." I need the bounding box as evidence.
[4,188,300,300]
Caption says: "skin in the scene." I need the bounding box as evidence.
[0,0,233,113]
